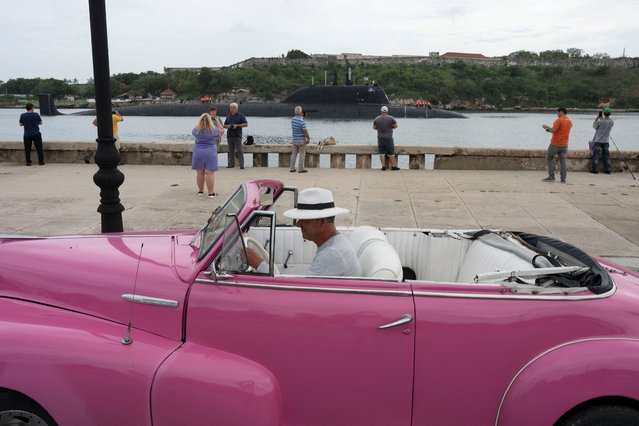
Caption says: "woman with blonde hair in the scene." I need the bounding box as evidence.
[191,113,224,197]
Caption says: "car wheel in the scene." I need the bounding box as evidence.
[0,391,58,426]
[558,404,639,426]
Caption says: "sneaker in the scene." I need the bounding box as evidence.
[38,162,45,166]
[590,170,598,174]
[604,171,611,174]
[560,180,566,183]
[391,167,400,171]
[26,162,32,166]
[298,170,308,173]
[240,166,245,170]
[381,167,387,171]
[208,193,218,198]
[290,169,296,173]
[197,192,204,196]
[542,177,555,182]
[227,166,234,169]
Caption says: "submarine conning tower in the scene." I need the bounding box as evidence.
[37,94,62,116]
[281,85,390,105]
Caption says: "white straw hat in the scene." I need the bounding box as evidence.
[284,188,350,220]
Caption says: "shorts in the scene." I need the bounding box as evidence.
[377,136,395,156]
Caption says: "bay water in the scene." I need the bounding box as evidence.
[3,108,637,168]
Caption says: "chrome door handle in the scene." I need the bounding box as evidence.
[378,313,413,329]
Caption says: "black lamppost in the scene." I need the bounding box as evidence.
[88,0,124,232]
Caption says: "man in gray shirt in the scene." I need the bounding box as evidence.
[373,106,399,171]
[247,187,362,277]
[591,107,614,174]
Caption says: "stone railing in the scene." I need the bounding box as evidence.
[1,141,637,172]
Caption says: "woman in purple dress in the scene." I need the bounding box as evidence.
[192,113,224,197]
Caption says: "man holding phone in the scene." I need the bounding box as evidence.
[591,108,614,174]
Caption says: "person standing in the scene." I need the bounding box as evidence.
[223,102,248,169]
[290,105,310,173]
[209,106,224,146]
[19,103,44,166]
[92,110,124,150]
[192,113,224,197]
[591,107,614,174]
[542,107,573,183]
[373,106,399,171]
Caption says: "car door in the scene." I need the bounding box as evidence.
[408,280,624,426]
[187,273,415,426]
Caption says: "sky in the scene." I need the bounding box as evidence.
[1,0,637,83]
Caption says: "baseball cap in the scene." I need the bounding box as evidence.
[380,106,388,112]
[603,107,612,115]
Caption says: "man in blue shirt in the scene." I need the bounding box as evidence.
[290,105,310,173]
[19,103,44,166]
[223,102,248,169]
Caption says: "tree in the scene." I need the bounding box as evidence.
[539,50,569,60]
[566,48,584,58]
[32,78,72,99]
[286,49,309,59]
[508,50,538,60]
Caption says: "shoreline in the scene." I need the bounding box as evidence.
[2,103,637,114]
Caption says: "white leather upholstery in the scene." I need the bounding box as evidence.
[385,231,471,282]
[247,227,315,274]
[348,226,403,281]
[456,238,535,283]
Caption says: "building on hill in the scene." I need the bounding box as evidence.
[160,89,176,100]
[440,52,490,60]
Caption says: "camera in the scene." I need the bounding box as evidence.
[598,111,603,117]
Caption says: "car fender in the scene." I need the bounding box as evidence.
[497,338,639,426]
[151,341,284,426]
[0,298,180,426]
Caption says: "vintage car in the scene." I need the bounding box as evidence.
[1,179,639,426]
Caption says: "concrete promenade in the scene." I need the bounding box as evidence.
[1,162,638,270]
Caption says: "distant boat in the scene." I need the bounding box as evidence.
[65,85,467,119]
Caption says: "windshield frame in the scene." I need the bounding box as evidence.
[197,185,247,261]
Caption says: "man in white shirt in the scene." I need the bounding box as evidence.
[247,187,362,277]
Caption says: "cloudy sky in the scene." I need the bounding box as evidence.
[1,0,637,82]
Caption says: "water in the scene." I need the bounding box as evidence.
[3,108,638,151]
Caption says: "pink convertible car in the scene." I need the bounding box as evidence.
[2,179,639,426]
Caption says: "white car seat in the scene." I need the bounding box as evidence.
[348,226,403,281]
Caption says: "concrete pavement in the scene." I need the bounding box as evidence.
[1,162,638,270]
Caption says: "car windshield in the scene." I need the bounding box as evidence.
[197,185,247,260]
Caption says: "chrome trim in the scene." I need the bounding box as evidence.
[121,294,179,307]
[412,284,616,301]
[43,234,172,240]
[378,313,413,329]
[195,278,412,297]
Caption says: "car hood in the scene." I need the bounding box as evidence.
[0,231,198,341]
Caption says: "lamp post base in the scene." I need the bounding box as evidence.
[93,137,124,233]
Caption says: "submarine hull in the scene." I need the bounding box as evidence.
[75,102,466,119]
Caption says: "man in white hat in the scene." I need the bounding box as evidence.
[247,188,362,277]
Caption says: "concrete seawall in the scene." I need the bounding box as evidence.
[1,141,638,172]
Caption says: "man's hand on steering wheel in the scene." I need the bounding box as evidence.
[245,246,265,269]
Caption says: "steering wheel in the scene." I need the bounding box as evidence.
[244,236,280,275]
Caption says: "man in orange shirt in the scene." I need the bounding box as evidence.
[542,107,573,183]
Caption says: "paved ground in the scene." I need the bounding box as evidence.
[1,162,638,270]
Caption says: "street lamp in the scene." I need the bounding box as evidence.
[88,0,124,233]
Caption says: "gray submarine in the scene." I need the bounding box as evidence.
[65,84,466,119]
